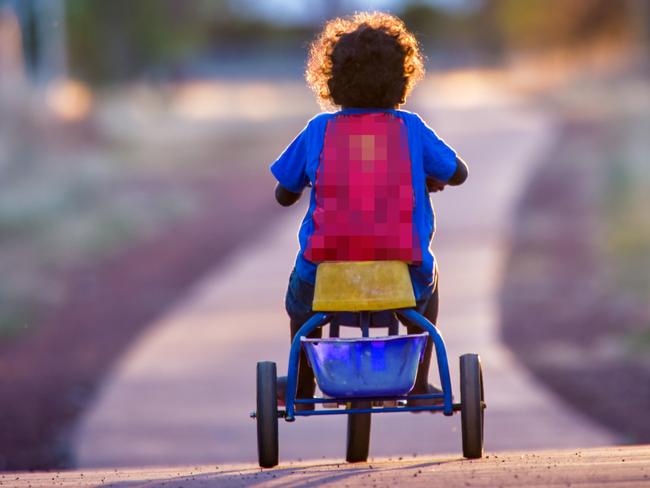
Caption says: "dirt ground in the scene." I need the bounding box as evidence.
[4,445,649,487]
[0,168,281,470]
[500,116,650,444]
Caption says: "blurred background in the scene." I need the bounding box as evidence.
[0,0,648,471]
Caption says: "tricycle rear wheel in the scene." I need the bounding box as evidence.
[256,361,279,468]
[460,354,484,459]
[346,401,371,462]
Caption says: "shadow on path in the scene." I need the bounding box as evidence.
[105,460,457,487]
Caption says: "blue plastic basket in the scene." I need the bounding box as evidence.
[301,333,428,398]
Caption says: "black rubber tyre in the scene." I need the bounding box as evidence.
[257,361,279,468]
[346,401,371,462]
[460,354,484,459]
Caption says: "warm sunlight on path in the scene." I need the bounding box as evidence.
[74,74,618,467]
[12,446,649,487]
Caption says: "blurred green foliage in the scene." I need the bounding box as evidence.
[65,0,212,83]
[0,145,199,343]
[64,0,312,84]
[486,0,631,50]
[62,0,644,85]
[603,112,650,298]
[401,2,503,60]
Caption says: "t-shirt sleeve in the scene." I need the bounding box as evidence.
[420,118,457,182]
[270,126,310,193]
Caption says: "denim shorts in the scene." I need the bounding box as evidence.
[285,267,437,325]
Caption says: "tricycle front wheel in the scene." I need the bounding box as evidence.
[256,361,279,468]
[460,353,484,459]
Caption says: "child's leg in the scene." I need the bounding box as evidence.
[290,318,322,398]
[406,285,439,392]
[283,268,321,400]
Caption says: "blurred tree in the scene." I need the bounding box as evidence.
[5,0,67,84]
[400,1,505,65]
[401,2,449,47]
[484,0,630,51]
[64,0,315,84]
[65,0,224,84]
[626,0,650,66]
[58,0,649,84]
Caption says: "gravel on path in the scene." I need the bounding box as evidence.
[5,445,649,488]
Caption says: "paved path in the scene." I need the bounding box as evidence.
[74,77,618,468]
[10,446,649,487]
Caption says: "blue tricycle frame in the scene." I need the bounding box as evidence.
[254,306,485,468]
[285,309,455,419]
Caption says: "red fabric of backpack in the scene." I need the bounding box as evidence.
[305,112,421,263]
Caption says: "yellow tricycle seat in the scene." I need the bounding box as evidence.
[312,261,416,312]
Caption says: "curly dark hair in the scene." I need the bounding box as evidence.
[306,12,425,109]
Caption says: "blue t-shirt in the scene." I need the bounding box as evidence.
[270,108,457,301]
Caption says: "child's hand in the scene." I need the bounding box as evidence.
[275,183,303,206]
[426,177,446,193]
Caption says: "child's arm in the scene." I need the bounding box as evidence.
[270,125,310,205]
[419,114,467,193]
[427,156,468,192]
[275,183,302,206]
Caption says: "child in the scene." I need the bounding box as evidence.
[270,12,468,409]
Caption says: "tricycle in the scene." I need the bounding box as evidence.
[253,260,485,467]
